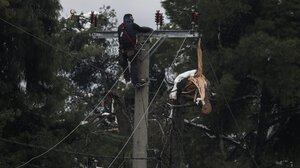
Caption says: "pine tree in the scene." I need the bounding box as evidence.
[0,0,75,167]
[160,0,300,167]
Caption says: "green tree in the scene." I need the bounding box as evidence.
[56,6,132,168]
[160,0,300,167]
[0,0,73,167]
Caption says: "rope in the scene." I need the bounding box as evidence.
[107,33,189,168]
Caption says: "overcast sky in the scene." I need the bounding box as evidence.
[59,0,168,29]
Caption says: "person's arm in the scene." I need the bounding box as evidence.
[133,23,153,33]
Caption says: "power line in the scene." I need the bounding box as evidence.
[107,32,189,168]
[0,15,156,168]
[15,31,154,168]
[204,50,260,168]
[0,137,155,160]
[2,157,42,168]
[117,160,126,168]
[0,17,104,73]
[155,121,172,168]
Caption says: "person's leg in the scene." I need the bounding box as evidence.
[119,51,130,82]
[130,56,138,84]
[127,48,144,86]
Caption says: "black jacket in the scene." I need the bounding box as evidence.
[118,22,152,49]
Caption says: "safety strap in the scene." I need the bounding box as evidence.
[120,23,135,47]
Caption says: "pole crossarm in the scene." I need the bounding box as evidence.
[91,30,199,39]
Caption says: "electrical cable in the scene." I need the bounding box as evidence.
[107,32,189,168]
[204,50,260,168]
[195,19,259,167]
[16,31,154,167]
[0,137,155,160]
[0,16,155,168]
[1,14,257,166]
[117,159,126,168]
[155,122,171,168]
[2,157,42,168]
[0,17,104,73]
[113,89,148,168]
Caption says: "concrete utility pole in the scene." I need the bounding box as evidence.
[92,30,198,168]
[132,35,150,168]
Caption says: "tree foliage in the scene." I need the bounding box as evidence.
[1,0,300,168]
[160,0,300,167]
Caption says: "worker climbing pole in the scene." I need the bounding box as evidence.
[117,13,153,87]
[91,9,201,168]
[3,7,212,168]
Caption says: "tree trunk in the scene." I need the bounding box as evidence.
[170,106,185,168]
[219,125,225,156]
[254,87,272,168]
[109,92,132,168]
[109,91,132,136]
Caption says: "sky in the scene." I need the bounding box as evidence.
[59,0,168,29]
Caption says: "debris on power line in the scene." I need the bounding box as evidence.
[169,38,212,114]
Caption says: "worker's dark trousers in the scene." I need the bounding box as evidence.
[119,49,138,84]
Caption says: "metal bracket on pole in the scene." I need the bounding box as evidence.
[91,30,198,61]
[144,30,198,38]
[91,30,199,39]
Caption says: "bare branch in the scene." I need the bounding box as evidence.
[184,119,244,149]
[232,95,260,102]
[167,102,197,109]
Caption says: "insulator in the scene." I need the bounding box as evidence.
[191,9,195,24]
[94,15,97,27]
[91,11,94,24]
[155,10,160,25]
[194,12,199,25]
[159,13,164,27]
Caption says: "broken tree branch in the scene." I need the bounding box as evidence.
[184,119,244,149]
[167,102,198,109]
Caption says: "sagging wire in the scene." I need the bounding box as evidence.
[107,31,190,168]
[0,16,155,168]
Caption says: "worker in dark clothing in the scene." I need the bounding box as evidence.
[118,13,153,86]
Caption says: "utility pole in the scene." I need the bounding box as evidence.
[92,30,198,168]
[132,35,150,168]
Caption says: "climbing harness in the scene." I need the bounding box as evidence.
[120,23,135,48]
